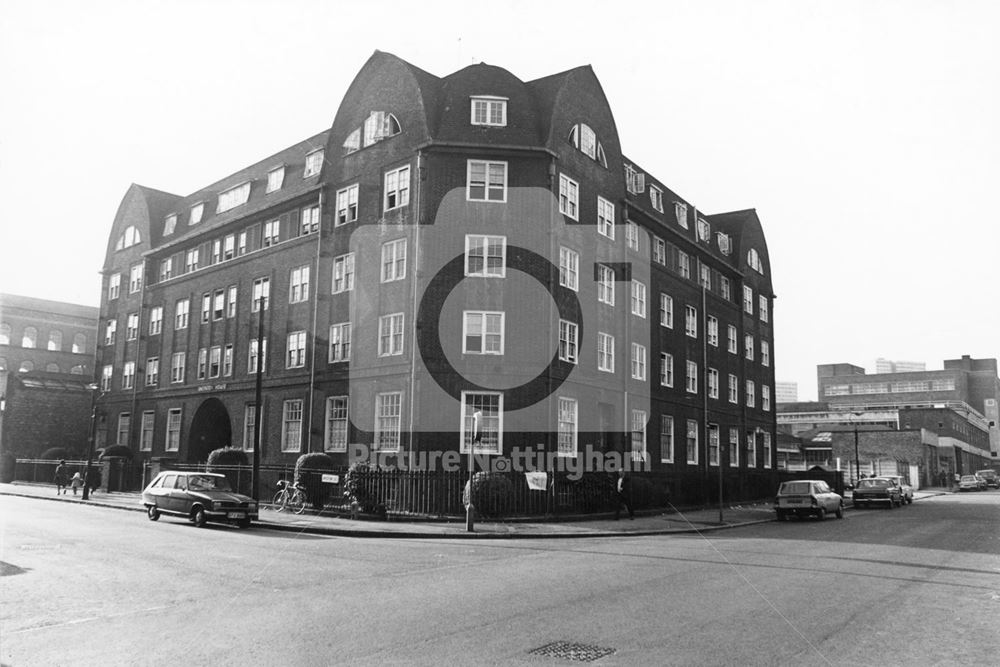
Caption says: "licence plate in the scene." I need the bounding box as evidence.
[784,498,803,505]
[227,512,246,519]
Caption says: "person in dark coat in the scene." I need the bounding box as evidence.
[614,469,634,520]
[85,466,101,495]
[54,460,68,495]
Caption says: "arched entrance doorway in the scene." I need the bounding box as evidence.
[187,398,232,463]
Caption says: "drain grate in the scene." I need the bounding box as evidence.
[529,641,616,663]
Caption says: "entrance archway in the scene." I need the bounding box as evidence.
[187,398,232,463]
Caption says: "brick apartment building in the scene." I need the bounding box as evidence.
[94,52,777,489]
[0,294,99,459]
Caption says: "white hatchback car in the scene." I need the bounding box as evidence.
[774,480,844,521]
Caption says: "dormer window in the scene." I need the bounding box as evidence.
[674,202,688,229]
[471,96,507,126]
[343,129,360,155]
[189,202,204,225]
[115,225,141,250]
[363,111,401,147]
[697,218,711,242]
[303,150,324,178]
[164,214,177,236]
[625,164,645,194]
[717,232,731,255]
[649,186,664,213]
[266,166,285,193]
[569,123,607,167]
[217,182,251,213]
[747,248,764,274]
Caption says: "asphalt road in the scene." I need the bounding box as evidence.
[2,492,998,666]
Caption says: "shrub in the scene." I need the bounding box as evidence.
[565,472,615,513]
[463,471,514,518]
[40,447,70,461]
[295,452,335,510]
[343,462,376,512]
[0,452,15,483]
[207,447,250,494]
[100,445,134,460]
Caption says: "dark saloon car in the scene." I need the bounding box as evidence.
[851,477,903,508]
[142,472,258,528]
[774,480,844,520]
[974,469,998,489]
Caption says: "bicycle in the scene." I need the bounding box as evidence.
[270,479,307,514]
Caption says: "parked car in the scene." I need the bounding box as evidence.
[957,475,981,492]
[774,480,844,521]
[142,471,258,528]
[876,475,913,504]
[974,469,999,489]
[852,477,903,508]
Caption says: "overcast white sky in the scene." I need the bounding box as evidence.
[1,0,997,400]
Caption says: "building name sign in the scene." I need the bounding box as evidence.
[197,383,227,392]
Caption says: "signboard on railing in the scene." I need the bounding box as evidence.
[321,474,339,484]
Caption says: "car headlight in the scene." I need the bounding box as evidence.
[248,502,258,511]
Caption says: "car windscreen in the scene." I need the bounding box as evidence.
[187,475,233,492]
[857,479,888,488]
[780,482,812,495]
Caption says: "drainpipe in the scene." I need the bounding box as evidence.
[306,190,324,453]
[406,151,423,466]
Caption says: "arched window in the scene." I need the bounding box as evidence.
[48,330,63,351]
[343,128,360,155]
[360,112,401,149]
[22,326,37,348]
[0,323,9,345]
[70,364,84,375]
[568,123,606,167]
[19,360,34,372]
[115,225,142,251]
[73,333,87,354]
[46,363,60,373]
[747,248,764,275]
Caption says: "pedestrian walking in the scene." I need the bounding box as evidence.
[54,460,68,495]
[614,469,634,520]
[70,471,83,495]
[85,467,101,495]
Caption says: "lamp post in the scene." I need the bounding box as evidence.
[251,295,266,501]
[852,413,862,486]
[466,410,481,533]
[83,384,102,500]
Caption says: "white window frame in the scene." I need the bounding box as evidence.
[558,320,578,364]
[378,313,405,357]
[728,325,738,354]
[708,424,720,467]
[332,253,355,293]
[266,166,285,193]
[303,149,324,178]
[631,409,647,462]
[557,397,578,457]
[660,353,673,387]
[559,174,579,220]
[631,280,646,318]
[170,352,185,384]
[746,380,756,408]
[707,316,718,347]
[460,391,502,454]
[743,286,754,314]
[465,235,506,278]
[108,273,121,300]
[559,246,579,290]
[466,159,507,202]
[708,368,719,399]
[729,428,740,467]
[597,264,615,306]
[631,343,647,381]
[286,331,306,369]
[649,185,664,212]
[686,419,699,465]
[384,165,410,211]
[149,306,163,336]
[759,295,769,322]
[661,415,674,463]
[140,411,154,451]
[463,311,505,355]
[660,293,673,328]
[686,360,698,394]
[470,96,507,126]
[685,305,698,338]
[217,181,251,213]
[325,396,349,452]
[626,221,639,252]
[281,399,303,452]
[729,374,739,404]
[381,238,407,283]
[375,392,403,452]
[252,277,270,311]
[329,322,351,363]
[336,184,359,226]
[166,408,182,452]
[597,332,614,373]
[597,197,615,239]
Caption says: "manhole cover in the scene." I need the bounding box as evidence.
[529,641,616,662]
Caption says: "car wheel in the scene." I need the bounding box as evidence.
[816,507,826,521]
[146,505,160,522]
[886,498,894,509]
[907,496,913,504]
[192,507,207,528]
[238,518,252,529]
[836,503,844,519]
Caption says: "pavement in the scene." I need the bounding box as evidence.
[0,481,952,539]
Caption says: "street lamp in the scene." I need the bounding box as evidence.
[851,411,864,486]
[83,383,102,500]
